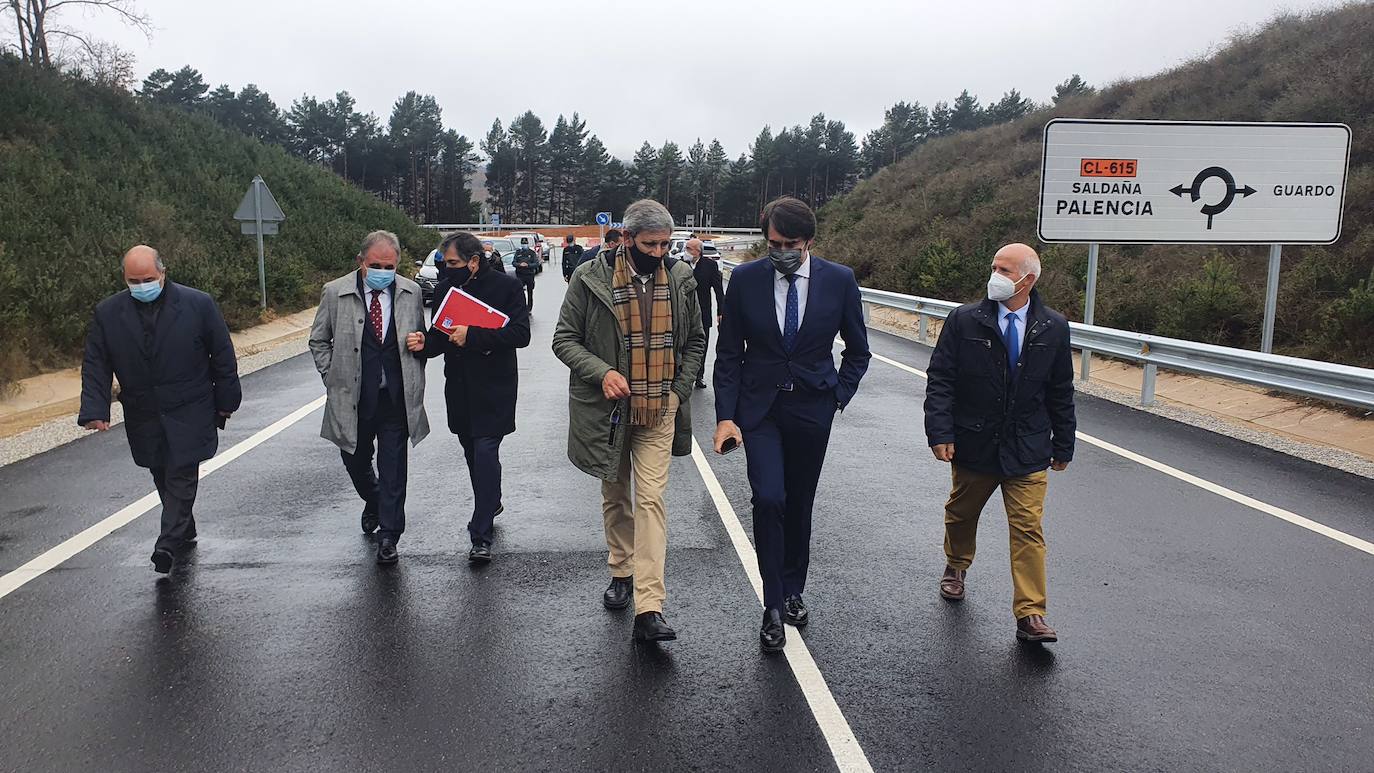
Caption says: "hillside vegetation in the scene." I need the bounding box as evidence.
[818,4,1374,367]
[0,56,436,390]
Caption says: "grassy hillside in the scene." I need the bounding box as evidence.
[818,4,1374,367]
[0,56,437,390]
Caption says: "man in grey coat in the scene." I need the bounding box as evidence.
[309,230,431,565]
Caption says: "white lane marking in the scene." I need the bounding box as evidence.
[869,351,1374,556]
[0,396,326,601]
[689,441,875,773]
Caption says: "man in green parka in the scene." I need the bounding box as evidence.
[553,199,706,644]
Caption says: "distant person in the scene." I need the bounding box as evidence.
[309,230,431,565]
[923,242,1076,644]
[78,245,242,575]
[713,197,870,653]
[421,232,531,563]
[483,240,506,274]
[683,238,725,389]
[552,199,705,643]
[579,228,622,267]
[514,237,538,310]
[561,234,584,282]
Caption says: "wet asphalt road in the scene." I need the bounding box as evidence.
[2,275,1372,772]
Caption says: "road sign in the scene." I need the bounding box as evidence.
[232,176,285,310]
[595,212,611,226]
[491,213,502,226]
[685,214,696,227]
[1038,119,1351,244]
[611,222,623,229]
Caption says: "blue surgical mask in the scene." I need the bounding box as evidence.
[364,268,396,290]
[129,280,163,303]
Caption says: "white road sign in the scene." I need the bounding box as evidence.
[1038,119,1350,244]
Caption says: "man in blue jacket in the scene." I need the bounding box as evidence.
[713,197,871,653]
[79,245,242,574]
[923,242,1076,644]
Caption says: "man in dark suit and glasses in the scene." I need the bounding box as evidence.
[684,238,725,389]
[79,245,241,574]
[713,197,871,653]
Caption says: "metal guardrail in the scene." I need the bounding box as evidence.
[420,223,763,234]
[720,259,1374,411]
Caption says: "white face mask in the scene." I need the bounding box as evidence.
[987,271,1026,302]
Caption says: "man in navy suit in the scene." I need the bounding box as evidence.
[713,197,871,653]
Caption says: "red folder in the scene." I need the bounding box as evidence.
[432,287,510,333]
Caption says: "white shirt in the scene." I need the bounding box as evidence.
[774,258,812,335]
[366,284,394,388]
[997,301,1028,354]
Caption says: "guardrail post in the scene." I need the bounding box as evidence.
[917,312,928,343]
[862,301,871,325]
[1141,363,1158,406]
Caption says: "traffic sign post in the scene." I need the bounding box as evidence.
[232,176,286,310]
[595,211,611,243]
[1039,119,1351,356]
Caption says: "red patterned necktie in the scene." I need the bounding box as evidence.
[369,290,384,342]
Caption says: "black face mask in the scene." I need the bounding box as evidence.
[768,248,805,276]
[628,243,662,276]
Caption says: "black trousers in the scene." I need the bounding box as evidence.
[151,464,199,552]
[519,274,535,310]
[459,434,504,545]
[742,388,837,611]
[341,387,410,542]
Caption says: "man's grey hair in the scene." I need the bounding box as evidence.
[1021,253,1042,279]
[121,248,165,272]
[622,199,674,236]
[358,230,401,259]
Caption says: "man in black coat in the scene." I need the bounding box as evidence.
[923,242,1076,644]
[561,234,584,282]
[513,237,539,311]
[577,228,621,268]
[684,238,725,389]
[422,232,532,562]
[78,245,242,574]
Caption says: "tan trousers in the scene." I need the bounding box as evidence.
[601,393,678,615]
[943,465,1049,619]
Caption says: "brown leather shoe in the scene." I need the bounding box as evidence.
[939,566,966,601]
[1016,614,1058,643]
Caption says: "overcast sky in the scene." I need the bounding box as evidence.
[38,0,1341,158]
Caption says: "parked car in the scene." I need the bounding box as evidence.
[416,249,442,306]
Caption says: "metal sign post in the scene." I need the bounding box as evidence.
[1262,244,1283,353]
[1080,242,1100,380]
[232,175,286,311]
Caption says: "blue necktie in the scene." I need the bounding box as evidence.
[1004,312,1019,382]
[783,274,799,351]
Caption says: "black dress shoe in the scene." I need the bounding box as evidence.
[493,504,504,519]
[603,576,633,610]
[784,594,809,627]
[633,612,677,642]
[694,380,707,390]
[760,608,786,653]
[151,548,174,574]
[361,507,380,535]
[468,542,492,564]
[376,537,399,565]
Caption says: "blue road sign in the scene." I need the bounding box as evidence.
[491,214,502,226]
[595,212,611,226]
[611,222,623,229]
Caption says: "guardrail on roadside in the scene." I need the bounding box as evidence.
[419,224,764,234]
[721,259,1374,411]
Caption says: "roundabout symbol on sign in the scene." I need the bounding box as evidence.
[1169,166,1256,230]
